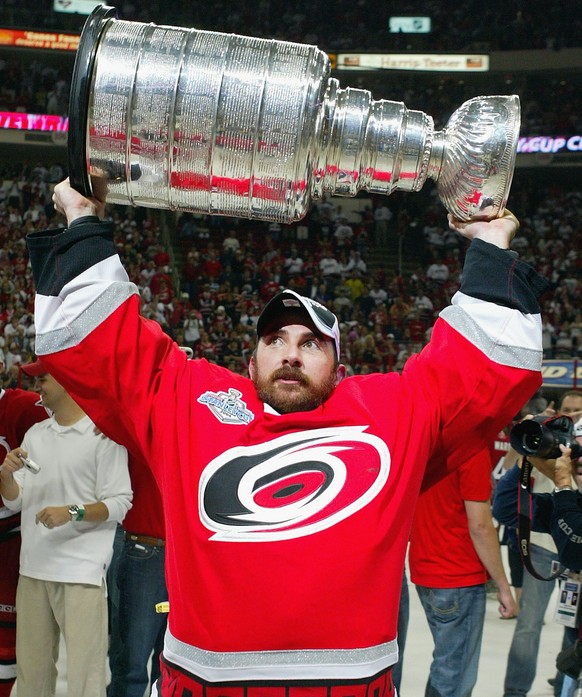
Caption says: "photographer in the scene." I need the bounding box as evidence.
[515,444,581,567]
[492,422,582,570]
[493,419,582,697]
[529,443,582,697]
[536,443,582,569]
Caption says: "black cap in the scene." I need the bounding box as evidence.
[257,290,340,357]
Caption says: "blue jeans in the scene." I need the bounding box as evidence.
[560,675,576,697]
[393,571,410,695]
[503,544,558,696]
[107,534,168,697]
[108,525,125,691]
[416,584,486,697]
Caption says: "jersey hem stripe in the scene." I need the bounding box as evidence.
[163,630,398,682]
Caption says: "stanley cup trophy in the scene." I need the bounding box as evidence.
[68,6,520,224]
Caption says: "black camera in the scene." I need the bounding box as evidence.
[510,415,582,459]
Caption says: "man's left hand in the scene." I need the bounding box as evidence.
[448,208,519,249]
[529,445,574,487]
[36,506,73,528]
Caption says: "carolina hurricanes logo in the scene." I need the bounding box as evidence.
[199,426,390,541]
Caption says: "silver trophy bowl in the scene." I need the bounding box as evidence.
[68,6,520,223]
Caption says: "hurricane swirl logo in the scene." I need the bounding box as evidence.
[199,426,390,541]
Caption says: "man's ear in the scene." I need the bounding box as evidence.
[248,355,256,381]
[335,363,346,385]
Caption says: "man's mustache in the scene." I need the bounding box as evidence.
[271,367,308,384]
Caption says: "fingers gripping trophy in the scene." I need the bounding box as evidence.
[68,6,520,224]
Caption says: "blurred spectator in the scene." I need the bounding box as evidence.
[333,217,354,249]
[374,203,393,247]
[426,256,450,285]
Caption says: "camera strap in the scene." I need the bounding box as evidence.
[517,455,565,582]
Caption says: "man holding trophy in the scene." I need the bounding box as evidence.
[25,6,548,697]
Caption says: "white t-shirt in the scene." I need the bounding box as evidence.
[2,415,132,585]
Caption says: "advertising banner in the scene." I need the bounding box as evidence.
[335,53,489,71]
[0,28,79,50]
[541,360,580,389]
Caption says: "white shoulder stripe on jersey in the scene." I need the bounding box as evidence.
[441,291,542,370]
[164,629,398,682]
[34,254,131,335]
[35,281,138,354]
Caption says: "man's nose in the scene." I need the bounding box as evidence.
[282,346,302,366]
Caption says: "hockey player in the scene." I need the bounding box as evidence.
[25,178,547,697]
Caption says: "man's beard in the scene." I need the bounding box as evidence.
[253,365,337,413]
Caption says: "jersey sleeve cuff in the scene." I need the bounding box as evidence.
[460,238,550,314]
[27,220,117,296]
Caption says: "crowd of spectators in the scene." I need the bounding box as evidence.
[3,0,581,52]
[0,51,71,119]
[2,52,582,140]
[1,0,581,375]
[0,161,580,389]
[2,1,582,138]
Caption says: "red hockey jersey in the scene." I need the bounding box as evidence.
[0,388,48,537]
[0,388,48,633]
[27,222,544,690]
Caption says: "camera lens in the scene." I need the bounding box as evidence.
[523,432,542,453]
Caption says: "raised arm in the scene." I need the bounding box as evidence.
[27,179,185,465]
[416,212,549,486]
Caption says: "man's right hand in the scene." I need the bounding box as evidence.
[0,448,27,478]
[498,584,519,619]
[52,177,106,226]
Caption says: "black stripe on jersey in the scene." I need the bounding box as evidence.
[460,239,550,314]
[27,218,117,297]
